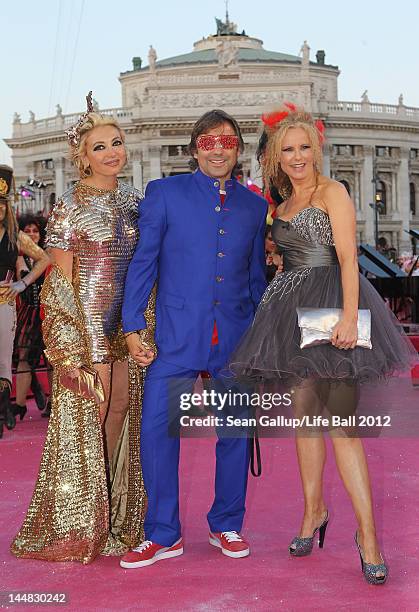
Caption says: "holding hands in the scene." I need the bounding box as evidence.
[125,332,156,366]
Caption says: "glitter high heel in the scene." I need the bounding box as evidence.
[289,510,329,557]
[355,531,388,585]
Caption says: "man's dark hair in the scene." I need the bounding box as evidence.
[188,109,244,171]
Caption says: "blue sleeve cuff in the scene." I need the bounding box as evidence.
[122,315,147,334]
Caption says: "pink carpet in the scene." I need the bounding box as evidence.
[1,397,419,611]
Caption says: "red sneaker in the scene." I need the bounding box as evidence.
[209,531,250,558]
[119,538,183,569]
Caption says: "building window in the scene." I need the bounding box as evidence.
[41,159,54,170]
[410,149,418,160]
[410,183,416,216]
[339,180,351,195]
[375,180,387,215]
[333,145,354,156]
[168,145,187,157]
[375,146,394,157]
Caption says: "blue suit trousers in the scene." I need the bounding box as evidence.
[140,346,250,546]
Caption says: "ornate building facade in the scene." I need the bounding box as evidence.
[5,16,419,251]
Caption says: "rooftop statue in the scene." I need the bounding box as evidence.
[300,40,310,65]
[361,90,369,103]
[215,16,238,36]
[215,4,244,37]
[148,45,157,71]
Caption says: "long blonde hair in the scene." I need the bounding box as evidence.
[262,106,324,200]
[0,197,18,248]
[69,112,126,178]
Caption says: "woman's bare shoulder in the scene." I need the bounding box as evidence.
[318,176,348,196]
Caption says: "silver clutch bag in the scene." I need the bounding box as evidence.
[296,308,372,349]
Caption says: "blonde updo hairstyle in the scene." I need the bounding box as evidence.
[262,106,324,200]
[70,112,126,179]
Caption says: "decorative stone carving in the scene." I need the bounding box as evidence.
[216,40,238,68]
[150,90,301,109]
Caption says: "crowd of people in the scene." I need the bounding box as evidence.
[0,177,49,438]
[1,96,417,587]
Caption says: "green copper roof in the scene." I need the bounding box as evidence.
[123,47,305,73]
[156,47,301,67]
[157,49,218,67]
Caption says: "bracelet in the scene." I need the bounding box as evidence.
[21,277,29,288]
[124,331,139,338]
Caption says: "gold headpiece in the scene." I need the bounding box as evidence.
[65,91,94,147]
[0,178,8,197]
[0,165,14,200]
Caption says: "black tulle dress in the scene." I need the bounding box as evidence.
[13,256,45,369]
[229,207,416,393]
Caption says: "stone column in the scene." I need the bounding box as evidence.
[149,146,161,181]
[54,157,65,196]
[322,144,331,178]
[360,145,375,245]
[354,170,361,211]
[132,156,143,191]
[397,147,411,251]
[391,171,398,215]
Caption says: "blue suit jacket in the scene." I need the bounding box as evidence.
[122,169,267,370]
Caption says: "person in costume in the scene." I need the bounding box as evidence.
[0,166,49,439]
[228,104,416,585]
[11,93,155,564]
[12,214,50,420]
[120,109,267,568]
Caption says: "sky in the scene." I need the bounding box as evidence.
[2,0,419,164]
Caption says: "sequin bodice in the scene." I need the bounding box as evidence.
[46,181,141,362]
[272,206,334,247]
[271,207,337,272]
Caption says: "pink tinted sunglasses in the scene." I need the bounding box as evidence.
[196,134,239,151]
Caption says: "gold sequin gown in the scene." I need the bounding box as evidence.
[11,182,155,564]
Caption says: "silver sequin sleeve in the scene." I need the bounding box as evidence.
[46,194,78,251]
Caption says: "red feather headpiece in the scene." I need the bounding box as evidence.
[314,119,326,143]
[262,102,326,143]
[262,102,297,127]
